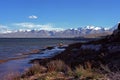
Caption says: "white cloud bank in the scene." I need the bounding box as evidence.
[13,22,64,31]
[0,25,12,33]
[28,15,38,19]
[0,23,64,33]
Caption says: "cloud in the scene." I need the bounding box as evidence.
[0,25,12,33]
[13,22,64,31]
[28,15,38,19]
[0,25,7,30]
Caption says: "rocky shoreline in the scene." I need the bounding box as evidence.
[5,23,120,80]
[30,24,120,71]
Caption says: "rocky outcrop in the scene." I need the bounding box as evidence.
[30,23,120,72]
[107,23,120,42]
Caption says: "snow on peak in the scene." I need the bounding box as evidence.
[104,27,110,30]
[84,26,102,30]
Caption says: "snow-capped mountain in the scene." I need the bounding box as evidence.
[83,26,102,30]
[78,26,108,31]
[0,25,113,38]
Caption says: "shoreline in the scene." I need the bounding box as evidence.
[0,45,67,80]
[0,56,27,64]
[0,48,42,64]
[2,25,120,80]
[16,30,120,80]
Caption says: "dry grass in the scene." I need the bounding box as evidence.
[100,64,111,73]
[5,60,109,80]
[22,63,47,77]
[107,72,120,80]
[47,60,69,73]
[75,65,92,78]
[74,65,104,79]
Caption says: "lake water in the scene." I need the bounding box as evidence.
[0,38,88,79]
[0,38,85,59]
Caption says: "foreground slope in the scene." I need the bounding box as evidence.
[8,23,120,80]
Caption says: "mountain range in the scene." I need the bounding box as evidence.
[0,25,116,38]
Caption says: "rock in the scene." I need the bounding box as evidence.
[81,44,101,51]
[29,49,40,54]
[46,46,54,50]
[118,23,120,30]
[108,45,120,53]
[22,49,41,55]
[58,42,63,47]
[107,23,120,42]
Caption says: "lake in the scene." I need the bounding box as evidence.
[0,38,89,79]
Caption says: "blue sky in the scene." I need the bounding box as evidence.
[0,0,120,31]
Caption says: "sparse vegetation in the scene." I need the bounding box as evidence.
[107,71,120,80]
[4,25,120,80]
[22,63,47,77]
[74,65,104,80]
[46,60,69,73]
[5,60,108,80]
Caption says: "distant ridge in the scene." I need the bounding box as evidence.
[0,25,114,38]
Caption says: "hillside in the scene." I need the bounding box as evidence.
[7,23,120,80]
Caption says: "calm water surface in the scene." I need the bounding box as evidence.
[0,38,82,59]
[0,38,88,79]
